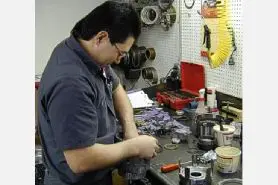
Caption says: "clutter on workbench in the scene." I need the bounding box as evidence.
[206,87,216,108]
[156,61,205,110]
[127,90,154,108]
[215,146,241,174]
[230,121,242,137]
[221,101,242,122]
[217,178,242,185]
[118,157,150,181]
[115,132,152,185]
[179,153,213,185]
[163,143,179,150]
[201,150,217,163]
[165,63,181,91]
[213,124,235,146]
[134,107,191,141]
[195,114,224,151]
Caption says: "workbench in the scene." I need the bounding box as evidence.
[143,108,242,185]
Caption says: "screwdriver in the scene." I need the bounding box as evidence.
[160,161,192,173]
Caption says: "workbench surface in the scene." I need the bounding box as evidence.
[145,111,242,185]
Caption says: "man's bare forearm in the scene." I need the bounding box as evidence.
[113,84,138,138]
[64,140,138,174]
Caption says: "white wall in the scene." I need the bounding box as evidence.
[35,0,105,74]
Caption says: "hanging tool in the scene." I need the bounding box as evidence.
[228,27,237,65]
[160,161,192,173]
[203,24,211,50]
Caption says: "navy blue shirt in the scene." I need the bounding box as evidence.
[38,35,119,185]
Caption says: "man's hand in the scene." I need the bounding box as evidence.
[128,135,159,159]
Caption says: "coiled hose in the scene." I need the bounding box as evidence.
[206,0,233,68]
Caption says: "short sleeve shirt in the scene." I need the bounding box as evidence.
[38,35,119,184]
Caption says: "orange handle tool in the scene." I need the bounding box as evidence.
[160,163,179,173]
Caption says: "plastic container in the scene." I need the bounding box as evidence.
[215,146,241,173]
[206,87,216,108]
[213,125,235,146]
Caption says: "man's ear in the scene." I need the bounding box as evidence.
[95,31,109,45]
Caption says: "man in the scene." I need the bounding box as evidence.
[38,1,159,185]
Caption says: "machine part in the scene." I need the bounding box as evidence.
[218,178,242,185]
[119,44,151,80]
[35,146,45,185]
[164,63,180,90]
[194,114,224,137]
[134,46,148,68]
[140,6,161,25]
[145,48,156,60]
[129,178,152,185]
[118,157,150,180]
[142,67,158,85]
[164,143,179,150]
[176,110,184,116]
[179,165,212,185]
[184,0,196,9]
[136,0,153,6]
[197,135,216,151]
[124,69,142,80]
[160,5,176,31]
[172,128,190,143]
[158,0,174,10]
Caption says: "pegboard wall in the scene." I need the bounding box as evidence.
[180,0,242,98]
[127,0,181,90]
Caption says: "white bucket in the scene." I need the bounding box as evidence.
[215,146,241,173]
[213,125,235,146]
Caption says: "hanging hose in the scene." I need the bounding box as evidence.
[205,0,233,68]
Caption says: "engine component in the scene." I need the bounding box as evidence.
[118,157,150,180]
[218,178,242,185]
[179,166,212,185]
[141,6,161,25]
[125,69,142,80]
[160,5,176,31]
[158,0,174,10]
[145,48,156,60]
[142,67,158,85]
[136,0,153,5]
[35,147,45,185]
[120,45,155,70]
[179,154,213,185]
[164,143,179,150]
[164,63,180,90]
[118,45,156,80]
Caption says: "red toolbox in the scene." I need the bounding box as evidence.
[156,61,205,110]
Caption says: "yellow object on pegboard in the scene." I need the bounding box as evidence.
[200,0,233,68]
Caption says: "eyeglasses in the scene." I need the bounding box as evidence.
[114,44,128,58]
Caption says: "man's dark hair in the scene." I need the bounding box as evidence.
[71,1,141,44]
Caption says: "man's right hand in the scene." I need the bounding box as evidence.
[128,135,159,159]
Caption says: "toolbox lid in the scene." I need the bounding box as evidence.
[180,61,205,96]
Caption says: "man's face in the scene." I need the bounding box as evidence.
[91,32,134,65]
[107,36,134,65]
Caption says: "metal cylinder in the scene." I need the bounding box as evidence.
[145,48,156,60]
[140,6,161,25]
